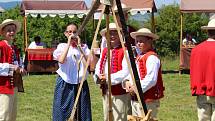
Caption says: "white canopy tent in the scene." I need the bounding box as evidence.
[21,0,89,48]
[21,0,89,18]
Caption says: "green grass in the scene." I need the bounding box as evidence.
[17,57,198,121]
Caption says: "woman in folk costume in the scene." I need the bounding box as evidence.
[52,23,92,121]
[125,28,165,121]
[94,23,130,121]
[0,19,25,121]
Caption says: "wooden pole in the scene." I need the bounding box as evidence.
[76,0,100,36]
[68,6,106,121]
[151,10,155,33]
[23,16,28,50]
[179,13,183,75]
[180,13,183,49]
[111,7,147,118]
[115,0,148,115]
[104,5,113,121]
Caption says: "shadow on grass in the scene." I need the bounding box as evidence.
[27,72,57,75]
[162,69,190,74]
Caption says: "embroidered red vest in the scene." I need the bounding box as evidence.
[99,47,127,95]
[137,51,164,102]
[0,40,15,94]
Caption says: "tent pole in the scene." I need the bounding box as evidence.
[24,16,28,50]
[179,13,183,75]
[151,10,155,33]
[180,13,183,48]
[104,5,113,121]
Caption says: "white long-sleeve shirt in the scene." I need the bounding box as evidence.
[94,50,130,85]
[126,55,160,93]
[53,43,90,84]
[0,41,19,77]
[0,63,11,76]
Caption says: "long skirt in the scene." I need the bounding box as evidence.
[52,76,92,121]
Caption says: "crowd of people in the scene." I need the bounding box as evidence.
[1,3,215,121]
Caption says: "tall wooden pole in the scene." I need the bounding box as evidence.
[68,5,106,121]
[179,13,183,75]
[151,10,155,33]
[115,0,148,115]
[105,5,113,121]
[180,13,183,49]
[23,16,28,50]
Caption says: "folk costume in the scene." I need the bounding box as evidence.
[131,51,164,119]
[129,28,164,120]
[0,19,22,121]
[190,19,215,121]
[52,43,92,121]
[94,47,130,121]
[94,23,130,121]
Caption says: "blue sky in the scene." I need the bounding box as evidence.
[0,0,21,2]
[155,0,179,8]
[1,0,179,8]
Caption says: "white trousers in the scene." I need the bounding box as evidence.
[131,99,160,120]
[103,93,130,121]
[197,95,215,121]
[0,88,18,121]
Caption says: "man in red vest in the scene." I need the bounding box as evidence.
[190,19,215,121]
[0,19,25,121]
[94,23,130,121]
[125,28,165,120]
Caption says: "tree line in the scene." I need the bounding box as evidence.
[0,4,209,57]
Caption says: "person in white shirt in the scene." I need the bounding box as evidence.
[125,28,165,120]
[182,34,197,45]
[94,23,130,121]
[28,36,46,49]
[52,23,92,121]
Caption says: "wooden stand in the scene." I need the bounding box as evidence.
[68,0,152,120]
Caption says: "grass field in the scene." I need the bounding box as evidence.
[16,56,198,121]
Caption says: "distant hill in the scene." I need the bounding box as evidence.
[0,1,21,10]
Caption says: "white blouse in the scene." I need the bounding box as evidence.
[53,43,90,84]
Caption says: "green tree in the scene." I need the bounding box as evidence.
[144,5,208,57]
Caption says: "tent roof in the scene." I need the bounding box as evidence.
[21,0,89,18]
[97,0,157,15]
[180,0,215,13]
[0,6,5,12]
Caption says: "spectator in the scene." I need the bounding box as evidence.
[183,34,197,46]
[190,18,215,121]
[28,36,46,49]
